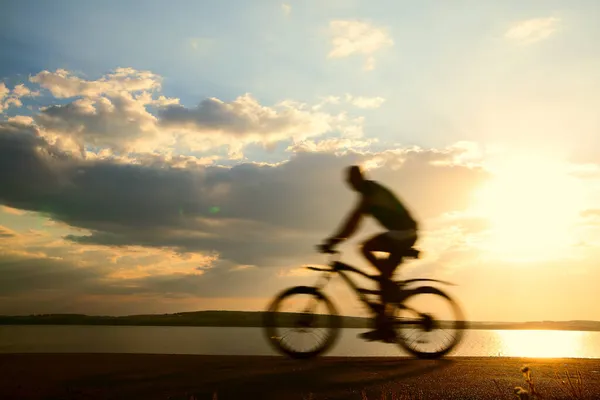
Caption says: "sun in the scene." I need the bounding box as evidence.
[472,153,585,263]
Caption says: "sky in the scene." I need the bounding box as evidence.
[1,0,599,322]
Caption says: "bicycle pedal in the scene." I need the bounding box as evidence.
[358,288,380,295]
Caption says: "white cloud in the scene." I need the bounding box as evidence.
[25,68,180,154]
[282,3,291,16]
[328,20,393,70]
[505,17,561,45]
[23,68,366,158]
[0,82,40,113]
[159,94,364,157]
[29,68,162,98]
[312,94,386,110]
[36,91,171,154]
[286,137,377,154]
[0,83,8,113]
[345,94,386,109]
[12,84,35,98]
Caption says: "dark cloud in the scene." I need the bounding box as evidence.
[0,122,74,206]
[0,248,284,315]
[86,263,279,299]
[0,252,104,296]
[0,226,16,238]
[0,122,489,267]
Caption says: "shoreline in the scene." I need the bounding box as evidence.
[1,354,599,399]
[2,323,600,332]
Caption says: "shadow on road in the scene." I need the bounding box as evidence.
[183,357,454,400]
[0,353,453,400]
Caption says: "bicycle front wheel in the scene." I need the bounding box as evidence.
[392,286,466,359]
[263,286,341,360]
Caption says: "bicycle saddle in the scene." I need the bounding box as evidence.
[403,247,421,259]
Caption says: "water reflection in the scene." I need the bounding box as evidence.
[1,326,599,358]
[493,330,586,358]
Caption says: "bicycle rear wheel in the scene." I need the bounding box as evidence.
[263,286,341,360]
[391,286,466,359]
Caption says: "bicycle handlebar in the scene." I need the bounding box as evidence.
[315,244,340,255]
[322,248,339,255]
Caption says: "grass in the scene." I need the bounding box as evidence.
[493,365,587,400]
[180,364,588,400]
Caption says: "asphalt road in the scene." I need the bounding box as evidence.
[1,354,599,399]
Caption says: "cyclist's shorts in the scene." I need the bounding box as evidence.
[386,228,417,243]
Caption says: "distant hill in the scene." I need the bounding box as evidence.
[0,311,370,328]
[0,311,599,331]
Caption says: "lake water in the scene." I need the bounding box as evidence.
[1,326,599,358]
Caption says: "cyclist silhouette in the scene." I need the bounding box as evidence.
[318,165,419,342]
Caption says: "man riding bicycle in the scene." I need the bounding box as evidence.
[318,165,419,343]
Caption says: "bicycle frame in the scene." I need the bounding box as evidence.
[305,254,457,316]
[307,260,381,315]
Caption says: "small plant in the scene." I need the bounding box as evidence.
[552,368,585,399]
[516,365,541,399]
[493,365,588,400]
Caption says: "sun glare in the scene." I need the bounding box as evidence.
[496,330,585,358]
[472,154,585,263]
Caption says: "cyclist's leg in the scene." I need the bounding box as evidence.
[360,232,390,271]
[383,230,418,278]
[361,231,417,299]
[359,232,415,340]
[378,233,418,341]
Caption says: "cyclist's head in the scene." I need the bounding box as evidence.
[345,165,365,191]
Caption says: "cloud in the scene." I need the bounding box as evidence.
[312,94,386,110]
[1,205,27,215]
[25,68,182,154]
[0,82,40,113]
[286,137,377,154]
[0,227,227,315]
[36,91,168,154]
[282,3,291,16]
[29,68,162,98]
[13,68,366,158]
[328,20,393,70]
[505,17,560,45]
[0,83,7,100]
[12,84,36,98]
[345,94,386,109]
[0,218,299,316]
[0,225,17,238]
[158,94,361,157]
[0,121,490,269]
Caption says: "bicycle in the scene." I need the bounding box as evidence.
[263,247,467,360]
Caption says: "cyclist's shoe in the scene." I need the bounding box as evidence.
[358,328,396,343]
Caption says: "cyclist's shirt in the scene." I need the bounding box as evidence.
[360,180,417,231]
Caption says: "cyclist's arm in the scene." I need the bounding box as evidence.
[327,196,368,244]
